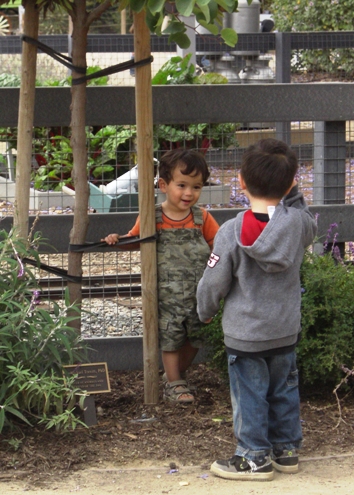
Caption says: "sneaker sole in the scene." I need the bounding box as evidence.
[272,460,299,474]
[210,462,274,481]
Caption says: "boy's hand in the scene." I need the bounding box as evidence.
[101,233,120,245]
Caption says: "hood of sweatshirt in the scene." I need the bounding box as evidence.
[235,205,306,273]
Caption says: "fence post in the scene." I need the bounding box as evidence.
[275,32,291,144]
[313,120,346,254]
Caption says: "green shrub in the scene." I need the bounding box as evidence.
[271,0,354,76]
[200,301,228,377]
[298,238,354,386]
[0,230,89,432]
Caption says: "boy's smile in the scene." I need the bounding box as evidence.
[158,165,204,219]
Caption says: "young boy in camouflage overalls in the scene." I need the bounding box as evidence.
[103,149,219,403]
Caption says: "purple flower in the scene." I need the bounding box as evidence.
[29,289,41,313]
[323,223,338,253]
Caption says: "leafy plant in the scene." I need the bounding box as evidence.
[144,0,239,48]
[0,125,132,191]
[0,67,109,89]
[298,231,354,386]
[199,300,228,378]
[0,73,22,87]
[0,229,89,432]
[271,0,354,76]
[152,53,229,85]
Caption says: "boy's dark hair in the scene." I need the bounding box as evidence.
[158,149,210,184]
[241,138,298,199]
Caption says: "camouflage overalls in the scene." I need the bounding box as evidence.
[156,204,211,352]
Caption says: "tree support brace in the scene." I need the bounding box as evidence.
[21,35,153,84]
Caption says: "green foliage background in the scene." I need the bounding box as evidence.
[271,0,354,76]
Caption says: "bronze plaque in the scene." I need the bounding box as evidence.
[64,362,111,394]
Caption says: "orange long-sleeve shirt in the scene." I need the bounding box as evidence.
[128,208,219,249]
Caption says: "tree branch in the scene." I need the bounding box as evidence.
[86,0,112,27]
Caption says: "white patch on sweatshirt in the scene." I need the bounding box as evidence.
[207,252,220,268]
[267,205,276,219]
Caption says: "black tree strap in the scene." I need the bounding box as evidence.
[71,56,154,85]
[69,234,158,252]
[22,257,82,284]
[21,35,86,73]
[21,234,157,284]
[21,35,153,84]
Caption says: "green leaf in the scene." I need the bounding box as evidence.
[221,27,238,47]
[175,0,195,17]
[197,3,211,23]
[147,0,165,14]
[169,32,191,49]
[145,9,163,33]
[215,0,237,14]
[198,20,219,35]
[130,0,146,13]
[4,406,32,426]
[162,20,186,35]
[0,408,4,433]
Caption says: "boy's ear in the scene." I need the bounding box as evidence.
[238,173,247,191]
[158,177,167,192]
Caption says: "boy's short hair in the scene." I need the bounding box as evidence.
[241,138,298,199]
[158,149,210,184]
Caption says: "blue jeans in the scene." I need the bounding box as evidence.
[228,351,302,462]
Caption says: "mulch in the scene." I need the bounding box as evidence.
[0,364,354,486]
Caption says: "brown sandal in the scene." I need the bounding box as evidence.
[162,372,197,392]
[163,380,194,403]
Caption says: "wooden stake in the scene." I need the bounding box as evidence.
[133,11,159,404]
[14,1,39,239]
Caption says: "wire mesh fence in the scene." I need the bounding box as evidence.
[1,120,354,214]
[2,30,354,85]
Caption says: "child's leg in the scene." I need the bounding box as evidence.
[162,341,198,381]
[228,354,273,460]
[267,352,302,472]
[162,350,181,383]
[178,340,199,373]
[162,350,194,403]
[210,354,274,480]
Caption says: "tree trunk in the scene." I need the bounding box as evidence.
[67,0,90,331]
[14,0,39,239]
[133,11,159,404]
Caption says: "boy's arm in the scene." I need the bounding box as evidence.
[101,216,140,246]
[284,184,317,246]
[202,210,219,249]
[197,225,233,322]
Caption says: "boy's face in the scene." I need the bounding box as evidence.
[158,165,204,213]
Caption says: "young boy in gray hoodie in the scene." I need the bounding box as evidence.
[197,138,317,481]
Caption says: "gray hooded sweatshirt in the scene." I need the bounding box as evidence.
[197,186,317,353]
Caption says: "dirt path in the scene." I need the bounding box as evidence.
[2,453,354,495]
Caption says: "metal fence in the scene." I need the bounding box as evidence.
[1,32,354,84]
